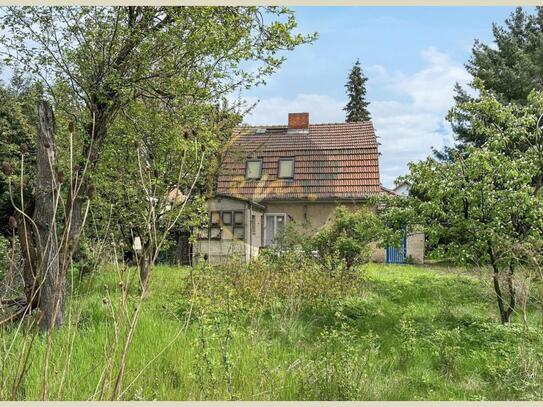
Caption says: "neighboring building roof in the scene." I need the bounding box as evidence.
[393,180,410,196]
[380,185,398,196]
[216,119,385,202]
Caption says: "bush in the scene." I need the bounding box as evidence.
[271,222,309,253]
[181,250,365,325]
[296,325,380,400]
[309,206,384,271]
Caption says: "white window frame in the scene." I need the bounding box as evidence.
[263,213,288,246]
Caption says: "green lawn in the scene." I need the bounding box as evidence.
[2,263,542,400]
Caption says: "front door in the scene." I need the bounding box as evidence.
[264,214,286,246]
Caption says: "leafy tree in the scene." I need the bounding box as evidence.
[343,59,371,122]
[0,6,316,328]
[0,6,317,259]
[0,79,37,237]
[403,87,543,324]
[91,98,240,288]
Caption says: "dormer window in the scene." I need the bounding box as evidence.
[278,158,295,179]
[246,159,262,180]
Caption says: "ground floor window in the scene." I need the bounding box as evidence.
[264,213,286,246]
[208,210,245,240]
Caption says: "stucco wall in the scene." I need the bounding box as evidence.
[264,201,367,233]
[245,205,263,261]
[264,201,388,261]
[407,232,425,264]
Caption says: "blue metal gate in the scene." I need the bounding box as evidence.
[386,229,407,264]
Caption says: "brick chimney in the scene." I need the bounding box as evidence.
[288,112,309,130]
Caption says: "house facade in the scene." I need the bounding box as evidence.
[193,113,424,265]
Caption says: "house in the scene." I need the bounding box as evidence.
[193,112,424,264]
[393,180,411,196]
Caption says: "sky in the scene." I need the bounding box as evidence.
[241,6,518,188]
[0,7,520,188]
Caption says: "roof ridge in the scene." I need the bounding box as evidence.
[237,121,373,129]
[309,121,373,126]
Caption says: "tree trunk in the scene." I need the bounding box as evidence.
[504,264,516,322]
[489,263,516,324]
[175,231,192,265]
[488,241,514,324]
[492,269,508,324]
[61,112,105,266]
[34,100,63,331]
[63,187,85,263]
[139,257,150,293]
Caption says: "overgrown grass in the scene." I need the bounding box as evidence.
[1,261,542,400]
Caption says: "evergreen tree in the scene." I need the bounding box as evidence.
[435,7,543,161]
[454,8,543,145]
[466,7,543,105]
[344,59,371,122]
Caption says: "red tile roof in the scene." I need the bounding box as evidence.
[216,121,384,202]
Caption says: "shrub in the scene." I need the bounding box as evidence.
[181,250,365,325]
[296,325,380,400]
[271,222,309,253]
[310,206,384,271]
[431,327,462,378]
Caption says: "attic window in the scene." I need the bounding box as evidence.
[278,158,295,179]
[246,159,262,180]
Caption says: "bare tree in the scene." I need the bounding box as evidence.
[33,101,62,330]
[3,101,91,330]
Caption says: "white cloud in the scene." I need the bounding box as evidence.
[242,94,345,125]
[391,47,470,111]
[243,47,471,188]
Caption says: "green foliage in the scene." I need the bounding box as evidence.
[344,59,371,122]
[444,7,543,154]
[90,98,220,245]
[296,326,380,400]
[467,7,543,105]
[408,87,543,268]
[1,7,316,109]
[310,206,384,270]
[0,82,38,236]
[183,251,365,323]
[0,5,317,259]
[397,86,543,323]
[2,263,543,400]
[268,222,308,253]
[0,235,10,279]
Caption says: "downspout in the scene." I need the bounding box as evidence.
[249,202,253,260]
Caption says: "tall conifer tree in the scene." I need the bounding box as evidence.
[344,59,371,122]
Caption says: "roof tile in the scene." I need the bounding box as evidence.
[217,121,384,201]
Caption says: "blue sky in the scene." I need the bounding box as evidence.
[242,6,518,187]
[0,7,521,188]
